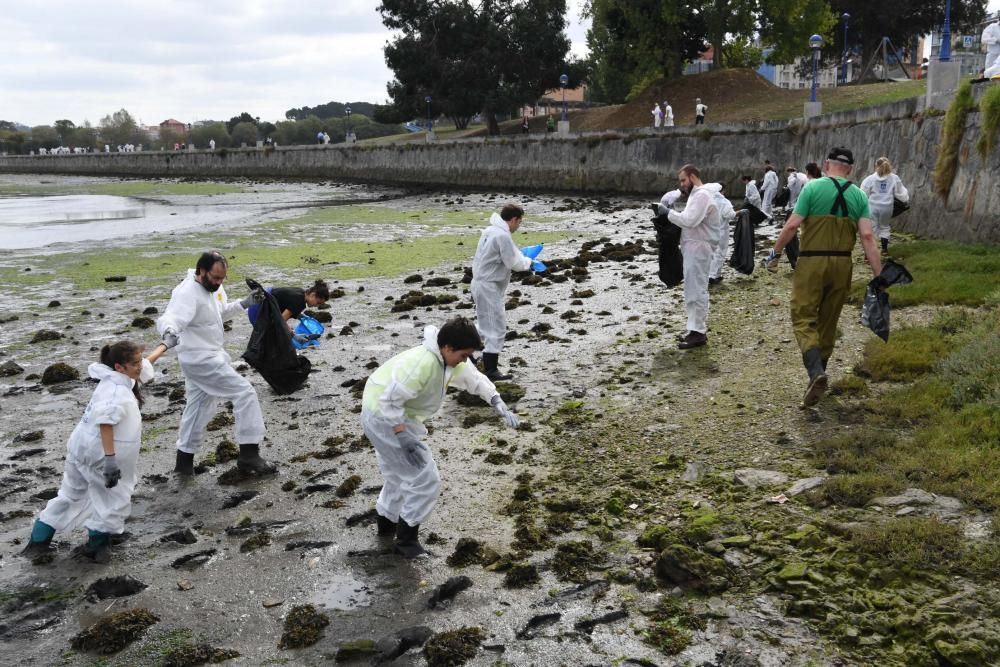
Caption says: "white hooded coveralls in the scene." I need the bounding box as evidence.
[983,21,1000,73]
[361,326,499,526]
[860,172,909,241]
[668,186,721,334]
[703,183,736,280]
[761,170,779,217]
[744,180,763,209]
[38,361,151,535]
[471,213,533,354]
[787,172,808,209]
[157,269,265,453]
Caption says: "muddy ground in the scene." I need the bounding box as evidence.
[0,178,980,666]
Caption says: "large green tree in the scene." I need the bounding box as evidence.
[379,0,572,134]
[99,109,145,147]
[828,0,985,80]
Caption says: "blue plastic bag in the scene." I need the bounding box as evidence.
[292,315,324,349]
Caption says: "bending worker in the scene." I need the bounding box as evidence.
[471,204,533,381]
[361,317,520,558]
[765,147,882,407]
[667,164,721,349]
[157,251,274,476]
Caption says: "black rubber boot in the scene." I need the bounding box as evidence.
[376,514,397,537]
[19,538,54,560]
[881,238,889,254]
[174,450,194,476]
[237,444,277,475]
[482,353,512,382]
[801,348,828,407]
[394,519,427,558]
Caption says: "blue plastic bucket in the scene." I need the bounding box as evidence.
[521,243,544,259]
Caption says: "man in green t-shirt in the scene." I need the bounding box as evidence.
[765,147,882,407]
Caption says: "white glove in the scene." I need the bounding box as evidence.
[491,395,519,429]
[162,328,179,349]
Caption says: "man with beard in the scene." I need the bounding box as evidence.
[157,251,272,476]
[667,164,722,349]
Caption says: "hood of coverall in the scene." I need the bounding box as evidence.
[421,325,444,363]
[488,213,511,234]
[87,362,135,388]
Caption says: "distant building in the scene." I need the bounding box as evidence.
[159,119,186,136]
[522,83,589,118]
[684,46,714,76]
[757,48,852,89]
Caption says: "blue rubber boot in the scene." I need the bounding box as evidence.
[19,520,56,560]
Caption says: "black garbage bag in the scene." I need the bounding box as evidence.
[773,187,790,208]
[891,197,910,218]
[242,278,312,394]
[861,259,913,342]
[745,204,769,227]
[728,210,755,275]
[784,234,800,269]
[861,284,891,342]
[652,206,683,287]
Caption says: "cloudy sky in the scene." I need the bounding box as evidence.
[0,0,591,128]
[2,0,997,129]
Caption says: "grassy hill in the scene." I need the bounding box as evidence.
[361,69,929,144]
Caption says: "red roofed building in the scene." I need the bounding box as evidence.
[159,119,186,135]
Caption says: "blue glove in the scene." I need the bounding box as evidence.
[103,455,121,488]
[396,431,428,468]
[763,248,780,272]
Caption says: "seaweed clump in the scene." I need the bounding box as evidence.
[550,540,602,583]
[335,474,363,497]
[423,626,485,667]
[278,605,330,649]
[70,608,159,654]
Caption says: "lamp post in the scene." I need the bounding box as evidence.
[425,96,432,133]
[559,73,569,121]
[940,0,952,62]
[810,34,823,103]
[841,13,850,84]
[345,105,352,143]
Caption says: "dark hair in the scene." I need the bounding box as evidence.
[678,164,700,179]
[100,340,144,407]
[500,204,524,222]
[805,162,822,179]
[306,279,330,300]
[764,165,774,173]
[437,317,484,352]
[786,167,797,172]
[741,175,752,182]
[195,250,227,276]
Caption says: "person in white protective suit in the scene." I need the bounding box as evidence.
[663,101,674,127]
[361,317,520,558]
[157,251,269,477]
[786,167,808,210]
[760,165,779,218]
[20,341,164,563]
[704,182,736,285]
[652,103,663,128]
[668,164,722,349]
[860,156,909,254]
[982,17,1000,77]
[471,204,534,381]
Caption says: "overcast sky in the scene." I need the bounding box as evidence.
[0,0,590,128]
[2,0,996,129]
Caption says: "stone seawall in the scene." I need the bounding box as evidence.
[1,93,997,242]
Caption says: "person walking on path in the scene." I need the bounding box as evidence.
[652,103,663,128]
[663,101,674,127]
[695,98,707,125]
[667,164,722,349]
[471,204,533,380]
[360,317,520,557]
[157,251,273,477]
[860,157,909,255]
[764,147,882,407]
[20,341,164,564]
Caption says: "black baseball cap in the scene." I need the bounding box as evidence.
[827,147,854,165]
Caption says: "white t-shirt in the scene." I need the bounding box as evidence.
[695,103,707,117]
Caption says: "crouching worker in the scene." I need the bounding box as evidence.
[20,341,165,563]
[361,317,520,558]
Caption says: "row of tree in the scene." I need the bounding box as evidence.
[0,109,405,155]
[374,0,988,125]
